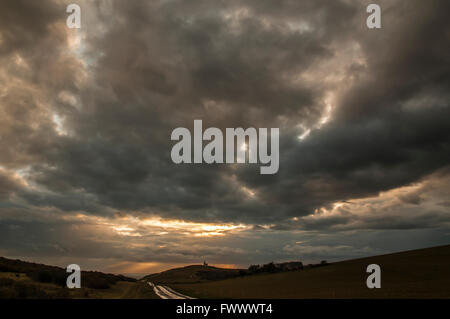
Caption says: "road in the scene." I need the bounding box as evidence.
[148,282,195,299]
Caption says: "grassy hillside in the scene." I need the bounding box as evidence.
[169,245,450,298]
[143,265,242,284]
[0,257,158,299]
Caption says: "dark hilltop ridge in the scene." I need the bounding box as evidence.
[0,256,149,299]
[0,256,135,289]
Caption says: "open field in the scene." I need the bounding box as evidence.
[143,265,242,284]
[2,245,449,299]
[168,245,450,298]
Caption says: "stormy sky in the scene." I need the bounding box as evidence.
[0,0,449,274]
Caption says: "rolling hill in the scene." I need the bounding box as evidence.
[166,245,450,298]
[0,257,158,299]
[3,244,449,298]
[143,264,243,284]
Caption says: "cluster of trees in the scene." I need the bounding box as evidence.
[247,262,280,274]
[239,260,328,276]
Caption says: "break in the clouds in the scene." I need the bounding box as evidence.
[0,0,449,273]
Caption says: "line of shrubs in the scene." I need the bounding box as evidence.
[239,260,328,276]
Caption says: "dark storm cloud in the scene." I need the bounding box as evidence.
[1,0,449,223]
[0,170,22,199]
[0,0,449,269]
[232,0,450,221]
[0,0,60,54]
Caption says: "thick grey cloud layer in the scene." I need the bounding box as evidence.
[0,0,449,271]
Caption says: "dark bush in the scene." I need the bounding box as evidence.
[31,270,53,283]
[261,262,277,273]
[238,269,248,276]
[248,264,260,273]
[84,277,110,289]
[52,271,68,287]
[0,278,15,287]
